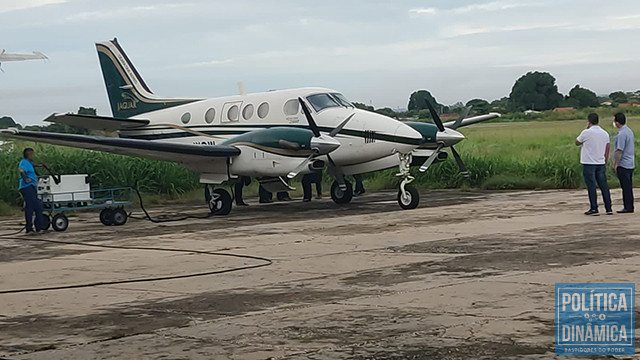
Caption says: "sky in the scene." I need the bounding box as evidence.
[1,0,640,125]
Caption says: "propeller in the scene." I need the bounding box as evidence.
[420,101,471,177]
[287,97,354,180]
[419,143,443,172]
[451,106,472,130]
[424,99,445,132]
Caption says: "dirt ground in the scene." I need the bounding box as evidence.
[0,188,638,359]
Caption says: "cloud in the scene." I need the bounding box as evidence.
[409,7,437,15]
[445,22,570,37]
[0,0,67,14]
[63,3,195,22]
[451,1,538,13]
[410,1,537,16]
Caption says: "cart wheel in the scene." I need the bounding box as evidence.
[52,213,69,232]
[100,208,114,226]
[41,214,51,231]
[112,208,128,226]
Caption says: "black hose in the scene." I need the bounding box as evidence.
[128,186,213,222]
[0,236,272,294]
[0,187,272,294]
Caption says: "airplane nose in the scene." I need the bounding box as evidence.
[436,128,465,146]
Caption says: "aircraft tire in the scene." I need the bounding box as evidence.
[397,185,419,210]
[330,180,353,204]
[210,188,232,216]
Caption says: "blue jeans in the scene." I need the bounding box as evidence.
[582,164,612,212]
[19,185,44,231]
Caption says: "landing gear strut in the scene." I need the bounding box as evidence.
[205,185,232,215]
[397,153,419,210]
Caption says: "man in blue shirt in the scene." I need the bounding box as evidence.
[19,148,46,233]
[613,113,635,213]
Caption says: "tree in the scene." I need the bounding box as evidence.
[566,85,599,108]
[374,107,397,118]
[0,116,18,129]
[490,97,510,113]
[408,90,442,111]
[78,106,97,115]
[609,91,628,104]
[465,99,490,114]
[353,102,374,111]
[509,71,563,111]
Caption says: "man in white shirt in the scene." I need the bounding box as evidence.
[575,113,612,215]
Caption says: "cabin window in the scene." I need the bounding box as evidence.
[204,108,216,123]
[283,99,300,116]
[227,105,239,121]
[257,102,269,119]
[181,112,191,124]
[242,104,254,120]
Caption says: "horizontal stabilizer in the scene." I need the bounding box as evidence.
[44,113,150,132]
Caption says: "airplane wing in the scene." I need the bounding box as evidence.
[0,50,48,62]
[44,113,150,132]
[0,128,239,173]
[443,112,501,129]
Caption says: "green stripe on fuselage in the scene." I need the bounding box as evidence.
[119,124,422,145]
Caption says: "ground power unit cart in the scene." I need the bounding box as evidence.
[36,174,133,232]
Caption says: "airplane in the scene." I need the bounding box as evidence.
[0,38,499,214]
[0,49,48,71]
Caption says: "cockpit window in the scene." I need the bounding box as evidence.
[331,93,353,107]
[306,93,341,112]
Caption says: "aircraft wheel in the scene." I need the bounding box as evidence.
[52,213,69,232]
[112,208,128,226]
[100,208,114,226]
[330,180,353,204]
[209,188,232,216]
[41,214,51,231]
[398,185,419,210]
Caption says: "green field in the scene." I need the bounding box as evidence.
[1,117,637,215]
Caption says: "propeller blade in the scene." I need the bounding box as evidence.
[287,154,314,179]
[424,100,445,132]
[419,144,444,172]
[298,97,320,137]
[329,113,355,137]
[450,146,469,177]
[451,106,472,130]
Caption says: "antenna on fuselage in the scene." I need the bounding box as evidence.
[237,82,246,96]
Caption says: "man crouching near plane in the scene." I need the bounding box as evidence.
[575,113,612,216]
[18,148,47,233]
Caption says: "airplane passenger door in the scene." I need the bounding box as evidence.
[221,101,243,123]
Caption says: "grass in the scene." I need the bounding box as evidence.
[1,117,637,215]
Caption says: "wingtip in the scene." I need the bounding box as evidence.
[0,127,19,135]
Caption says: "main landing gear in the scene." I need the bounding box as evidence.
[330,180,353,204]
[397,153,419,210]
[205,185,232,215]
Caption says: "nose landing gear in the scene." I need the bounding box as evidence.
[397,153,419,210]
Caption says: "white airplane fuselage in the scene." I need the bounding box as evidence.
[119,87,423,178]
